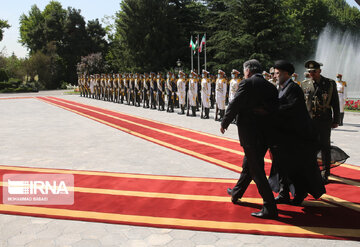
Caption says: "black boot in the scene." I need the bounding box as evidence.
[204,108,210,119]
[219,110,225,121]
[340,112,344,126]
[178,105,185,115]
[192,106,196,117]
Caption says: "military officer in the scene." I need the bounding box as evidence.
[268,67,278,88]
[156,72,165,111]
[200,70,211,119]
[133,73,141,106]
[336,73,347,126]
[165,72,176,112]
[187,71,198,117]
[215,70,227,121]
[177,71,186,115]
[94,74,100,99]
[304,60,340,184]
[142,73,150,108]
[149,72,157,109]
[229,69,241,103]
[292,73,301,86]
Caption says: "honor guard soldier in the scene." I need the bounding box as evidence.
[100,74,106,100]
[149,72,157,109]
[78,74,84,97]
[215,70,227,121]
[107,74,113,101]
[84,75,90,97]
[200,70,211,119]
[304,60,340,184]
[156,72,165,111]
[187,71,198,117]
[89,75,95,98]
[134,73,141,106]
[165,72,175,112]
[129,73,135,105]
[262,71,271,81]
[229,69,241,103]
[126,73,132,105]
[336,74,347,126]
[119,74,125,104]
[268,67,278,88]
[142,73,150,108]
[177,71,186,115]
[113,74,120,103]
[94,74,100,99]
[292,73,301,86]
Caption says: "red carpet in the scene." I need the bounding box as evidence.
[1,165,359,240]
[0,96,359,240]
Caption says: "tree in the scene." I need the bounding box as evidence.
[0,19,10,41]
[76,53,104,76]
[19,1,108,87]
[107,0,204,72]
[86,19,108,54]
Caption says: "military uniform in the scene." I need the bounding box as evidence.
[142,73,150,108]
[200,70,211,119]
[156,73,165,111]
[215,70,227,121]
[165,72,176,112]
[149,72,157,109]
[187,71,198,117]
[134,73,141,106]
[336,74,347,126]
[177,71,186,115]
[304,60,340,183]
[229,69,241,103]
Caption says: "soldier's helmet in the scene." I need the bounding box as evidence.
[336,73,342,79]
[218,69,225,75]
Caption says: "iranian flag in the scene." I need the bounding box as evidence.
[189,37,198,54]
[198,35,206,53]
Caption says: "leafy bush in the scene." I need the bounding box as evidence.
[0,69,8,82]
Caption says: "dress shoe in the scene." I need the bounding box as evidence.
[251,208,278,219]
[226,188,240,204]
[275,195,290,204]
[322,175,329,185]
[227,188,232,196]
[291,193,308,206]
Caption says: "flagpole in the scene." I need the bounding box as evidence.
[191,35,193,71]
[204,33,207,71]
[197,33,200,74]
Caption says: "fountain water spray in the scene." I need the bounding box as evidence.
[315,25,360,98]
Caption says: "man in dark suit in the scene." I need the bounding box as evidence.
[270,60,325,205]
[221,59,279,219]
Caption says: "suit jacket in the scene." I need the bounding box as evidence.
[221,74,279,147]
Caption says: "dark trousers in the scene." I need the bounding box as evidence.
[231,146,275,206]
[313,120,331,176]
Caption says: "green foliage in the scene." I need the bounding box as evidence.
[0,68,9,82]
[107,0,205,72]
[0,19,10,41]
[19,1,108,88]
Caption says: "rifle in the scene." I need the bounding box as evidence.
[200,80,204,118]
[186,88,190,116]
[215,104,219,121]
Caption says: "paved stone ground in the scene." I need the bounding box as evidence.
[0,90,359,247]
